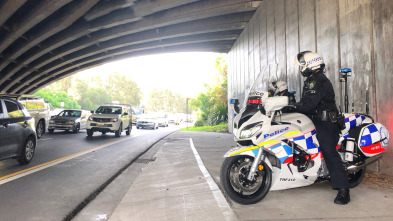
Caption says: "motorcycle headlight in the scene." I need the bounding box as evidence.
[110,118,118,122]
[239,121,263,139]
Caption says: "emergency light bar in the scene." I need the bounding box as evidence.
[340,68,352,73]
[230,99,237,104]
[339,68,352,82]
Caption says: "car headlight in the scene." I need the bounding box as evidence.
[28,118,35,130]
[66,120,75,125]
[239,121,263,139]
[88,116,94,121]
[49,120,55,124]
[110,118,118,122]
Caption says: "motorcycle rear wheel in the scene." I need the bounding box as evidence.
[220,155,272,205]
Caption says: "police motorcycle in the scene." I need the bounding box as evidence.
[220,65,390,205]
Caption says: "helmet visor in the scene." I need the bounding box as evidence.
[272,81,277,89]
[296,52,307,66]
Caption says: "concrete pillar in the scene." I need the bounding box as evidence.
[339,0,375,115]
[285,0,301,99]
[227,0,393,175]
[316,0,341,103]
[372,0,393,174]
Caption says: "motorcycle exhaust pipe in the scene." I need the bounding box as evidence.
[347,154,383,173]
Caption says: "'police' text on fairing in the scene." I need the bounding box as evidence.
[263,127,289,139]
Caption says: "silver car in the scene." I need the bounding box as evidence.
[48,109,90,133]
[136,115,159,129]
[0,95,37,165]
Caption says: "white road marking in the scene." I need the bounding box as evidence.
[37,138,53,141]
[189,138,237,221]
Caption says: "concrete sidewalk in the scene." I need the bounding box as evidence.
[107,131,393,221]
[108,135,237,221]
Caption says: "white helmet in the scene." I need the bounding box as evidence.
[269,81,288,96]
[295,51,325,77]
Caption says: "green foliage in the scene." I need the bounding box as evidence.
[148,88,186,113]
[77,86,112,111]
[208,102,228,126]
[190,93,213,121]
[190,54,228,126]
[34,90,81,109]
[45,75,74,92]
[46,72,142,110]
[194,119,205,127]
[180,123,228,132]
[103,73,142,106]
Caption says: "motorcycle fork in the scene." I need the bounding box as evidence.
[247,146,265,181]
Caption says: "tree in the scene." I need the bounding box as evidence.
[104,73,142,106]
[190,93,213,121]
[45,76,74,93]
[172,92,187,113]
[190,55,228,126]
[45,72,143,109]
[77,87,112,111]
[148,88,186,113]
[34,90,81,109]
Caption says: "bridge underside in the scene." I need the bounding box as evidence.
[0,0,261,94]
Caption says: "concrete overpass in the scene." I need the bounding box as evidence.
[0,0,261,94]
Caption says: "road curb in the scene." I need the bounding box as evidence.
[63,130,179,221]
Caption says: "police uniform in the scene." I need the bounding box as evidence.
[294,70,349,190]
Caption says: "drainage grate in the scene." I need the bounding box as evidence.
[134,159,152,164]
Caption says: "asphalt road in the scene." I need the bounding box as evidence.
[0,124,181,221]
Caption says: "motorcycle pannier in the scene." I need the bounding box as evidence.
[356,123,390,157]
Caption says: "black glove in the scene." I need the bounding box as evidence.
[268,89,275,97]
[282,105,297,113]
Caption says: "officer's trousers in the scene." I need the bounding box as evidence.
[313,119,349,189]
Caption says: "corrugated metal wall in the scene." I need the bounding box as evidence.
[228,0,393,174]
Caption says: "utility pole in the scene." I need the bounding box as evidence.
[186,98,190,128]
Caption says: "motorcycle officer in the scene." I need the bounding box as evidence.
[290,51,350,205]
[268,81,296,104]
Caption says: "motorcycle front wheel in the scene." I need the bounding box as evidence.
[348,167,366,188]
[220,155,272,205]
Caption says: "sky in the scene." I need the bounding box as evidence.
[74,52,225,99]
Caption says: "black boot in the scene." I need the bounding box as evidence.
[334,188,350,205]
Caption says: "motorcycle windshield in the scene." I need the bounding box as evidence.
[242,64,278,108]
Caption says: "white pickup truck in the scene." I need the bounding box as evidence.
[86,104,133,137]
[18,95,51,139]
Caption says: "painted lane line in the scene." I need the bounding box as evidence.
[189,138,237,221]
[37,138,53,141]
[0,134,140,186]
